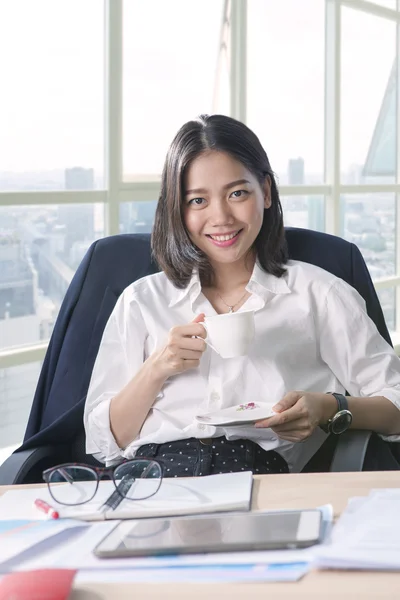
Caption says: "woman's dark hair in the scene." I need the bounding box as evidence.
[151,114,288,288]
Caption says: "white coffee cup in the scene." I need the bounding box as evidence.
[201,310,255,358]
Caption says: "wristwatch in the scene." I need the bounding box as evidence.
[320,392,353,435]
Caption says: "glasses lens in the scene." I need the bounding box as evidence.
[113,460,162,500]
[47,466,98,505]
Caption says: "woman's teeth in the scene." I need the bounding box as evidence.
[208,231,239,242]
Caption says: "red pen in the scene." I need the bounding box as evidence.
[34,498,60,519]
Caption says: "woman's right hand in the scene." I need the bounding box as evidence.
[149,314,207,381]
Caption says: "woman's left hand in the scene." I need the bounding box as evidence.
[254,391,337,442]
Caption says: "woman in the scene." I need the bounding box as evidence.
[84,114,400,475]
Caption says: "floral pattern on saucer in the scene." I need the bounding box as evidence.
[236,402,259,411]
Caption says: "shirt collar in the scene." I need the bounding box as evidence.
[246,261,291,301]
[168,261,291,308]
[168,270,202,308]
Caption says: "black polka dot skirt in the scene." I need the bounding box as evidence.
[135,437,289,478]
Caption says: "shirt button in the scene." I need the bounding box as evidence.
[198,423,206,430]
[210,391,220,402]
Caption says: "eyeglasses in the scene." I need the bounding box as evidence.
[42,459,163,506]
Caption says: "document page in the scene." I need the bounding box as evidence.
[317,489,400,570]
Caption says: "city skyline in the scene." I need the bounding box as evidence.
[0,160,391,190]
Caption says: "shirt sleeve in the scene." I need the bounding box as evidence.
[318,278,400,441]
[84,287,148,464]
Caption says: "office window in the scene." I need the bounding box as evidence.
[340,193,396,279]
[341,7,396,182]
[0,363,41,450]
[247,0,325,184]
[341,192,396,337]
[0,204,104,350]
[377,288,396,334]
[281,196,325,232]
[120,201,157,235]
[0,0,105,191]
[123,0,227,178]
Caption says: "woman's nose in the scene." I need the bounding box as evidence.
[208,201,234,225]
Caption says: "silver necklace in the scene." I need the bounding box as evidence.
[216,290,248,313]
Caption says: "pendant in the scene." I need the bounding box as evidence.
[228,306,234,313]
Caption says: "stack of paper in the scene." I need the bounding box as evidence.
[316,489,400,570]
[4,506,333,584]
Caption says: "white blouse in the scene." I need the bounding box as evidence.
[84,260,400,472]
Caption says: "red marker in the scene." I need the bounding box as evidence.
[34,498,59,519]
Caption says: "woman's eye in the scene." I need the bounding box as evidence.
[230,190,248,199]
[188,197,205,206]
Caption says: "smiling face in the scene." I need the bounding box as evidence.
[183,151,271,270]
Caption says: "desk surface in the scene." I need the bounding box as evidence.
[2,471,400,599]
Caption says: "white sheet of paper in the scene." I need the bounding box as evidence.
[316,489,400,570]
[0,519,87,568]
[74,562,310,584]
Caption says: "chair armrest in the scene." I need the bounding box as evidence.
[0,446,62,485]
[330,430,372,472]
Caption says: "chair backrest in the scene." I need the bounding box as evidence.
[18,228,391,465]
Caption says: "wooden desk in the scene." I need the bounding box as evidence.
[2,472,400,599]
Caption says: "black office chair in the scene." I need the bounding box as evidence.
[0,228,396,484]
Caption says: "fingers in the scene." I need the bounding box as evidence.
[191,313,205,323]
[156,347,201,375]
[254,404,300,428]
[171,323,207,339]
[167,334,206,355]
[273,391,302,413]
[178,349,204,360]
[181,359,201,371]
[272,432,305,443]
[169,314,207,341]
[180,336,207,352]
[153,315,208,378]
[163,338,205,365]
[158,315,207,378]
[271,419,310,433]
[267,412,317,441]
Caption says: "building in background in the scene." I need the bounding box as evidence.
[65,167,95,190]
[288,157,305,185]
[0,228,42,449]
[119,200,158,234]
[0,167,97,451]
[283,157,325,233]
[0,232,35,321]
[61,168,95,259]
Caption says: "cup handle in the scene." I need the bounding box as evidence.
[198,322,219,355]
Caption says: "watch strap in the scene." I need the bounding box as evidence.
[320,392,349,434]
[330,392,348,412]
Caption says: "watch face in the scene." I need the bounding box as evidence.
[331,410,353,435]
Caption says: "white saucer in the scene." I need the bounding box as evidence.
[195,402,276,427]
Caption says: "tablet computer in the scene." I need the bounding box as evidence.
[93,509,323,558]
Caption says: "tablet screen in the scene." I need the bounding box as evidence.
[94,509,322,558]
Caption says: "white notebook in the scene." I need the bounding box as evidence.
[0,472,253,522]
